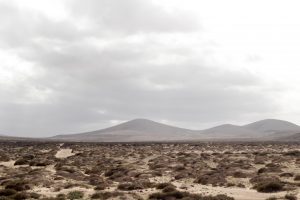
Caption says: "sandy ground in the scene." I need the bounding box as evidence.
[150,176,299,200]
[173,181,295,200]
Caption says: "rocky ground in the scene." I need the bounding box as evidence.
[0,141,299,200]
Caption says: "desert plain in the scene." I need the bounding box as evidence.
[0,141,299,200]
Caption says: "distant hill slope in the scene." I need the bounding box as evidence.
[279,133,300,141]
[51,119,199,142]
[0,135,32,141]
[200,124,262,139]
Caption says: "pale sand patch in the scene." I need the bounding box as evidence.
[226,176,252,188]
[0,160,15,167]
[149,175,172,183]
[55,149,75,158]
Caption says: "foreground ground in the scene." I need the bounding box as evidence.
[0,141,299,200]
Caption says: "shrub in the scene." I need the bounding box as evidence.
[13,192,29,200]
[67,191,84,200]
[91,192,123,199]
[0,189,17,196]
[56,193,66,200]
[117,182,142,191]
[258,168,267,174]
[233,171,248,178]
[284,151,300,157]
[156,183,175,190]
[28,192,40,199]
[0,154,10,162]
[14,158,28,165]
[149,191,189,199]
[194,172,227,186]
[294,175,300,181]
[280,173,294,177]
[162,185,176,193]
[4,180,30,191]
[285,194,297,200]
[266,197,277,200]
[255,180,283,193]
[149,191,234,200]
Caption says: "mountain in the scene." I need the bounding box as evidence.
[0,135,32,141]
[200,124,262,139]
[46,118,300,142]
[51,119,198,142]
[243,119,300,138]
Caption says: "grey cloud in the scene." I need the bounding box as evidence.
[69,0,200,34]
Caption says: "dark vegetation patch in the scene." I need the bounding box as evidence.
[149,190,234,200]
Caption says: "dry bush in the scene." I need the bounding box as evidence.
[3,180,30,191]
[232,171,248,178]
[284,151,300,157]
[285,194,297,200]
[91,191,124,199]
[118,181,154,191]
[156,182,175,190]
[0,189,17,196]
[0,154,10,162]
[14,158,28,166]
[149,190,234,200]
[67,191,84,200]
[254,180,284,193]
[194,171,227,186]
[280,172,294,178]
[294,175,300,181]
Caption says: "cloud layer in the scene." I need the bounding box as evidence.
[0,0,282,137]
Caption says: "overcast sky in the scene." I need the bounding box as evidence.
[1,0,300,137]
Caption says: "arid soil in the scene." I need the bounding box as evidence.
[0,141,299,200]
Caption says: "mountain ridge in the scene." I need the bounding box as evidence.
[50,118,300,142]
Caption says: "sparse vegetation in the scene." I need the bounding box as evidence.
[0,141,299,199]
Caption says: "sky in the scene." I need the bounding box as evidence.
[1,0,300,137]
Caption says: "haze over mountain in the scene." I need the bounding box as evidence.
[50,118,300,142]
